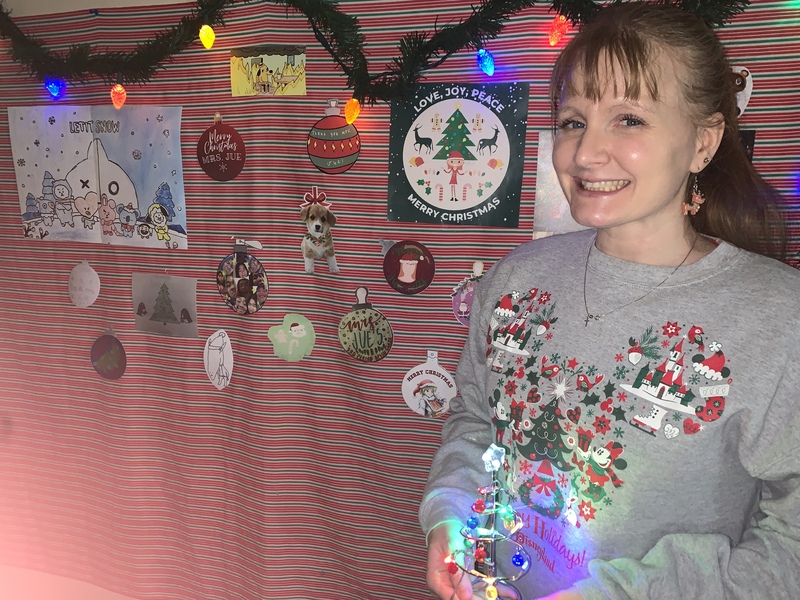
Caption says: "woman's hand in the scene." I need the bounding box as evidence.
[426,522,474,600]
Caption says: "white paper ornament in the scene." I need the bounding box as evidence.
[401,350,457,417]
[69,261,101,308]
[204,330,234,390]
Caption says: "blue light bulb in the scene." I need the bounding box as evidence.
[476,48,495,76]
[466,516,479,529]
[44,78,66,99]
[512,551,525,567]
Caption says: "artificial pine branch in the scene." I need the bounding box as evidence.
[0,0,751,102]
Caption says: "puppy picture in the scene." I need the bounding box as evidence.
[300,202,340,274]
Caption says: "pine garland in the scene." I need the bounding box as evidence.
[0,0,749,104]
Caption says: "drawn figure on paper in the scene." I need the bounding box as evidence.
[98,194,119,236]
[52,178,75,227]
[75,191,100,229]
[205,330,231,389]
[66,138,139,215]
[117,203,140,237]
[146,203,171,245]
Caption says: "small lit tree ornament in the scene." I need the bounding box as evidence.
[548,15,569,46]
[199,24,216,49]
[446,444,530,599]
[476,47,495,76]
[110,73,127,109]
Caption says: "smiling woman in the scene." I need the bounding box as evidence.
[421,4,800,600]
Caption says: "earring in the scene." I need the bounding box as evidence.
[683,175,705,216]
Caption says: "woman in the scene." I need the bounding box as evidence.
[420,4,799,600]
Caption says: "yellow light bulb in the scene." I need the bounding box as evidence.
[344,98,361,124]
[199,24,216,50]
[110,83,127,109]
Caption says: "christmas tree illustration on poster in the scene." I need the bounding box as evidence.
[387,83,529,228]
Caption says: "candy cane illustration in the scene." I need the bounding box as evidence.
[462,183,472,202]
[435,183,444,202]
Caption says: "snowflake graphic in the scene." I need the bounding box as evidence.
[550,353,561,363]
[563,421,572,432]
[219,163,228,172]
[615,353,624,362]
[586,408,594,417]
[689,373,700,385]
[48,116,55,124]
[16,158,25,167]
[614,365,628,379]
[519,460,532,475]
[662,340,670,348]
[662,321,681,338]
[531,339,543,352]
[602,497,613,506]
[545,333,553,340]
[673,412,682,421]
[516,356,525,365]
[538,292,551,304]
[132,150,142,160]
[558,473,569,487]
[586,365,597,376]
[613,427,625,438]
[616,391,628,402]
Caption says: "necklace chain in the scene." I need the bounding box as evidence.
[582,235,697,327]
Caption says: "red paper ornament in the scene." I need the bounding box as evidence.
[197,113,246,181]
[307,99,361,174]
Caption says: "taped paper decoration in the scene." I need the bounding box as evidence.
[338,286,393,362]
[90,328,126,380]
[730,65,753,118]
[69,260,100,308]
[268,313,316,362]
[401,350,457,418]
[382,240,435,295]
[217,238,268,315]
[132,272,198,338]
[197,112,246,181]
[451,260,484,327]
[204,330,233,390]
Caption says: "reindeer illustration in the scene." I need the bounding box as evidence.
[477,125,500,155]
[413,125,433,154]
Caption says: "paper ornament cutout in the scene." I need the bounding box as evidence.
[197,113,246,181]
[268,314,316,362]
[307,98,361,174]
[91,330,126,380]
[401,350,457,417]
[730,65,753,118]
[451,260,484,326]
[383,240,435,295]
[338,286,393,362]
[69,260,100,308]
[204,330,233,390]
[217,239,268,315]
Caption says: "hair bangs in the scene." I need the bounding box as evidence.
[550,25,661,112]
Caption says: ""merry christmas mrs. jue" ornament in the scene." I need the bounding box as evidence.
[197,112,246,181]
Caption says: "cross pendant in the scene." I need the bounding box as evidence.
[584,314,600,327]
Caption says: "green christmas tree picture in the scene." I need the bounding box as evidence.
[433,104,477,161]
[515,396,574,472]
[150,282,179,325]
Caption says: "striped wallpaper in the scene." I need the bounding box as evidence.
[0,1,797,599]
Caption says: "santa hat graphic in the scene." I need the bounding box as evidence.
[495,294,515,319]
[414,379,436,396]
[692,349,727,382]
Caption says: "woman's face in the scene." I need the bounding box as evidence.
[552,54,709,239]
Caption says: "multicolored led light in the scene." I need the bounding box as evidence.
[476,48,495,76]
[549,15,569,46]
[44,77,66,99]
[199,24,216,50]
[344,98,361,124]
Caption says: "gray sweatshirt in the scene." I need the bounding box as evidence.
[420,229,800,599]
